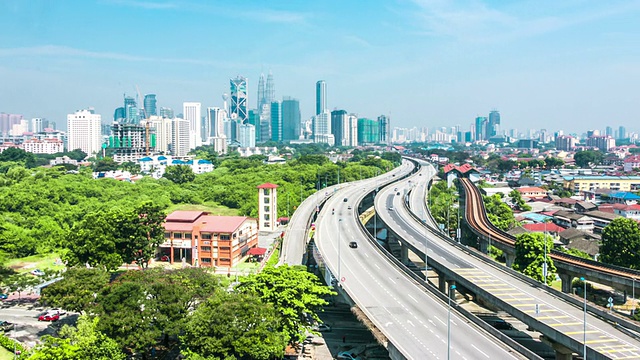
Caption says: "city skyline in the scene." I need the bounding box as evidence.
[1,1,639,134]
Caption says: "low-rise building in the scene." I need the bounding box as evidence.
[22,138,64,154]
[49,156,78,167]
[138,155,213,178]
[612,203,640,220]
[160,211,258,268]
[516,186,547,199]
[553,210,594,233]
[623,155,640,173]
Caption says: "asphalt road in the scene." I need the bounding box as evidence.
[379,162,640,359]
[316,160,524,360]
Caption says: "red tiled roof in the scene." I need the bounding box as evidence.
[197,215,249,233]
[612,203,640,211]
[522,223,566,233]
[165,211,207,222]
[257,183,279,189]
[517,187,546,193]
[163,222,194,232]
[247,247,267,256]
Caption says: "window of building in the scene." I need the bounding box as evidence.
[220,234,230,240]
[201,233,212,240]
[264,214,270,220]
[263,189,269,195]
[220,247,230,251]
[264,197,270,204]
[173,232,183,239]
[201,258,211,263]
[164,232,171,239]
[201,246,211,252]
[184,233,192,239]
[264,222,270,228]
[264,206,270,212]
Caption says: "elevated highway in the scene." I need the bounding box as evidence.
[375,160,640,359]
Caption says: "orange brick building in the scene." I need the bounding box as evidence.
[160,211,258,268]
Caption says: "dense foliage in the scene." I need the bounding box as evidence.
[512,233,556,283]
[600,217,640,269]
[482,194,516,231]
[427,180,458,232]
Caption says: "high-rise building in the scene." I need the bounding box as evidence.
[113,107,125,122]
[266,72,275,105]
[586,135,615,152]
[248,109,261,143]
[346,114,358,147]
[555,135,576,151]
[488,110,500,138]
[331,110,347,146]
[124,96,139,124]
[230,76,248,123]
[0,113,23,136]
[147,116,172,154]
[172,118,190,157]
[183,102,202,149]
[316,80,326,115]
[238,123,256,148]
[357,118,379,145]
[144,94,157,117]
[605,126,613,137]
[281,97,300,141]
[474,116,487,141]
[159,107,174,119]
[206,107,224,139]
[108,123,155,163]
[619,126,627,140]
[270,101,282,142]
[257,74,266,110]
[377,115,390,145]
[67,109,102,156]
[31,118,44,133]
[313,111,331,143]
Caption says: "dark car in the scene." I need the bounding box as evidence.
[0,294,7,300]
[396,192,400,195]
[348,241,358,248]
[343,198,348,202]
[0,321,14,332]
[492,320,514,330]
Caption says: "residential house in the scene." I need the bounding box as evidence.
[553,210,594,233]
[612,203,640,221]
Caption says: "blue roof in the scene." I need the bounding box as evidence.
[185,160,193,165]
[197,159,212,164]
[522,213,553,223]
[139,157,153,162]
[609,192,640,200]
[171,159,186,165]
[157,155,167,160]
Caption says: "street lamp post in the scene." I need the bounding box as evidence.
[424,217,429,282]
[448,284,456,360]
[581,276,587,360]
[338,218,342,285]
[544,220,548,286]
[633,277,636,316]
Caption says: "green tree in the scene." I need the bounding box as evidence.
[29,315,125,360]
[163,165,196,184]
[236,265,335,343]
[483,194,516,231]
[4,273,40,302]
[113,201,166,268]
[41,268,109,313]
[181,291,287,360]
[63,212,123,271]
[574,150,603,168]
[544,157,564,169]
[509,189,532,212]
[600,217,640,269]
[512,233,556,283]
[93,157,118,172]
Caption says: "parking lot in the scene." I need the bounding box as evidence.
[0,301,74,349]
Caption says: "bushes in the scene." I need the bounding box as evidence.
[0,334,27,359]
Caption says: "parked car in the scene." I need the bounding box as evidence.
[38,313,59,322]
[160,255,170,262]
[343,197,348,202]
[348,241,358,249]
[0,294,7,300]
[0,321,14,332]
[337,351,359,360]
[347,205,352,210]
[30,269,45,276]
[47,308,67,316]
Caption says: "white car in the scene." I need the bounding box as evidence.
[47,308,67,316]
[30,269,45,276]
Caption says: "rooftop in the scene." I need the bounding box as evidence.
[257,183,279,189]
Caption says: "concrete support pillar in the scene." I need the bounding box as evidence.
[436,270,446,293]
[447,280,456,297]
[504,252,515,268]
[542,335,574,360]
[400,243,409,265]
[559,273,573,294]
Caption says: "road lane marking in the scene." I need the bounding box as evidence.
[565,330,599,335]
[433,316,446,326]
[549,322,583,327]
[471,344,490,358]
[533,315,569,320]
[407,320,415,327]
[524,309,557,313]
[586,339,617,344]
[407,294,419,303]
[387,276,397,284]
[374,263,381,270]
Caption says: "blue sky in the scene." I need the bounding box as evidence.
[1,0,639,135]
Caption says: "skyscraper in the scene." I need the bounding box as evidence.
[31,118,44,133]
[316,80,326,115]
[475,116,487,141]
[270,101,282,142]
[248,109,261,143]
[183,102,202,149]
[331,110,347,146]
[266,72,275,104]
[257,74,266,110]
[124,96,138,124]
[281,97,300,141]
[172,118,190,157]
[67,109,102,156]
[113,107,125,122]
[238,123,256,148]
[619,126,627,140]
[346,114,358,147]
[377,115,390,145]
[357,118,378,145]
[313,111,331,143]
[159,107,174,119]
[144,94,157,117]
[230,76,248,123]
[488,110,500,138]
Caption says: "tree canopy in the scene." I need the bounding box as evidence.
[512,232,556,283]
[574,150,603,168]
[600,217,640,269]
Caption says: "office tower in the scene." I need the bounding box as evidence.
[357,118,379,145]
[123,96,138,123]
[159,107,174,119]
[346,114,358,147]
[555,135,576,151]
[144,94,157,117]
[266,72,275,104]
[488,110,500,138]
[248,109,261,143]
[257,73,266,110]
[270,101,282,142]
[147,116,172,154]
[238,123,256,148]
[316,80,326,115]
[67,109,102,156]
[0,113,23,136]
[281,97,301,141]
[586,136,615,151]
[31,118,44,133]
[331,110,347,146]
[377,115,390,145]
[619,126,627,139]
[474,116,486,141]
[207,107,224,138]
[313,111,331,143]
[114,107,125,122]
[172,118,190,157]
[230,76,248,122]
[183,102,202,149]
[108,123,154,163]
[605,126,613,137]
[586,129,600,138]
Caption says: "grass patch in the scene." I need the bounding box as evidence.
[0,346,14,360]
[6,253,65,274]
[167,202,239,216]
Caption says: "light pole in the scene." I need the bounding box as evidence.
[338,218,342,286]
[424,217,429,282]
[633,277,636,316]
[448,284,456,360]
[581,276,587,360]
[543,220,548,286]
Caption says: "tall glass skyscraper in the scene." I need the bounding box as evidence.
[144,94,157,117]
[316,80,326,115]
[331,110,347,146]
[231,76,248,123]
[281,97,300,141]
[270,101,282,142]
[377,115,390,145]
[488,110,500,138]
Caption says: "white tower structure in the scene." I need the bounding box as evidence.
[172,118,190,157]
[183,102,202,149]
[67,109,102,156]
[257,183,278,232]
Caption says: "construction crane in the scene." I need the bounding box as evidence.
[135,85,151,156]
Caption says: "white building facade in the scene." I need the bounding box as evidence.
[67,109,102,156]
[183,102,202,150]
[172,118,190,157]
